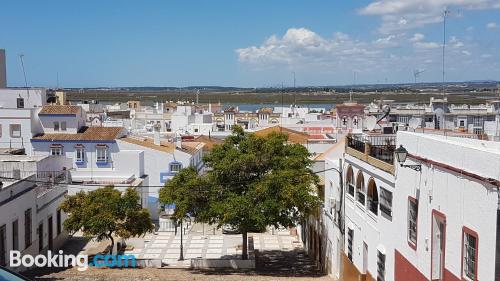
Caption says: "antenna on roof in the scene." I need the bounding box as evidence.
[442,9,451,100]
[18,53,29,98]
[413,69,425,84]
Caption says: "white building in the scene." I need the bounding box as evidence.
[0,88,51,155]
[116,134,204,220]
[320,130,500,281]
[0,156,70,271]
[393,132,500,281]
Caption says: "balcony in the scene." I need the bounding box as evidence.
[346,134,396,174]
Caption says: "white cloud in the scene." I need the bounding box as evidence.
[481,53,493,58]
[450,36,464,48]
[373,34,405,48]
[409,33,425,42]
[236,27,498,83]
[236,28,381,68]
[359,0,500,33]
[487,22,499,28]
[414,41,440,49]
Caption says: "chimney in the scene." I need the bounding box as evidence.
[176,132,182,149]
[0,49,6,88]
[153,123,161,146]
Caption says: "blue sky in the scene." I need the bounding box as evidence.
[1,0,499,87]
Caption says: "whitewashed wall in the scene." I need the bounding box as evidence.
[394,132,500,281]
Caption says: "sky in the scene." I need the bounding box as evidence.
[0,0,499,88]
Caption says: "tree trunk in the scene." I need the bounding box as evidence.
[242,231,248,260]
[109,235,114,255]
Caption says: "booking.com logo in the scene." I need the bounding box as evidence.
[10,250,137,271]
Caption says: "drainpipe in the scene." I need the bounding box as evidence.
[338,158,345,281]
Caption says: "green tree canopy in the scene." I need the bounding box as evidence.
[60,186,154,254]
[159,126,320,259]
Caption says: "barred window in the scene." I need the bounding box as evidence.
[377,251,386,281]
[379,188,393,217]
[462,230,478,281]
[408,198,418,247]
[347,228,354,261]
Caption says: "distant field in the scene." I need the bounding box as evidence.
[66,89,499,106]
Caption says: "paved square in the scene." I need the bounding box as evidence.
[131,226,302,268]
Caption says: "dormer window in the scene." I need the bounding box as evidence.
[169,162,182,173]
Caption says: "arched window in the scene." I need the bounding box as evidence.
[367,178,379,215]
[346,166,355,197]
[356,171,366,205]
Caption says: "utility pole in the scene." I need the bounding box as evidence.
[19,54,29,98]
[442,9,450,100]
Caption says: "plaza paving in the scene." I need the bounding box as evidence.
[124,229,302,267]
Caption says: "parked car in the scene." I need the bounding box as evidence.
[0,266,31,281]
[222,224,240,234]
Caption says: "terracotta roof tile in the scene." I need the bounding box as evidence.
[39,105,81,115]
[119,136,175,153]
[32,127,124,141]
[254,126,310,144]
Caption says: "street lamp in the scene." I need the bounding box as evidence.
[395,145,421,171]
[178,219,184,261]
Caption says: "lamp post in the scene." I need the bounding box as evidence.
[178,219,184,261]
[395,145,422,171]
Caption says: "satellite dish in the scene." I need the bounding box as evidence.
[366,116,377,131]
[408,118,420,130]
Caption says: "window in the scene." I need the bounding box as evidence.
[377,251,386,281]
[408,198,418,248]
[346,166,355,197]
[367,179,379,215]
[379,188,393,217]
[347,228,354,261]
[50,145,63,156]
[75,146,85,162]
[462,228,478,281]
[96,146,108,163]
[38,222,43,252]
[57,209,62,235]
[170,162,182,173]
[356,171,366,206]
[12,219,19,251]
[10,124,21,138]
[54,121,60,131]
[24,208,32,249]
[0,224,5,266]
[17,98,24,109]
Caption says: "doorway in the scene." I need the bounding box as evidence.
[363,242,368,274]
[48,216,53,251]
[431,211,446,281]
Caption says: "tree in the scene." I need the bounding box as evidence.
[60,186,154,254]
[159,126,320,259]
